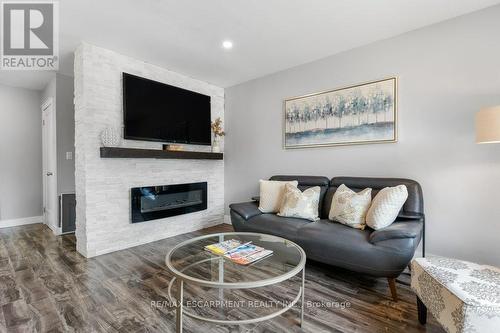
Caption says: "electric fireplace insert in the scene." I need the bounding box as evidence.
[131,182,207,223]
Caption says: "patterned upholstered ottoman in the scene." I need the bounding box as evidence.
[411,256,500,333]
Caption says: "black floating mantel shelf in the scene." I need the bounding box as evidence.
[100,147,223,160]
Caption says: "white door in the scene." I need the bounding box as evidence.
[42,98,59,233]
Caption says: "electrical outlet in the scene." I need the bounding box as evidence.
[66,152,73,160]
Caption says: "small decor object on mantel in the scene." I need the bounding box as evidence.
[211,117,225,153]
[283,77,397,148]
[100,127,121,147]
[162,144,184,151]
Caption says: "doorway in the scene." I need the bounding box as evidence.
[42,98,60,234]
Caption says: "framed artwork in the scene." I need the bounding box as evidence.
[283,77,397,149]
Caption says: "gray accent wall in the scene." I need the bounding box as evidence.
[225,6,500,265]
[0,84,43,221]
[41,73,76,195]
[55,74,75,194]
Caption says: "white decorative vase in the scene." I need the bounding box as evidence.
[212,135,221,153]
[100,127,122,147]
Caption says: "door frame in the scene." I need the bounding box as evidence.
[41,97,60,234]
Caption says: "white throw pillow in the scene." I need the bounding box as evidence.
[366,185,408,230]
[258,180,298,213]
[278,184,320,221]
[328,184,372,230]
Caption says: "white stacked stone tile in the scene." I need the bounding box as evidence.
[74,43,224,258]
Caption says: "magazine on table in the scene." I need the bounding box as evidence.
[204,239,273,265]
[204,239,241,255]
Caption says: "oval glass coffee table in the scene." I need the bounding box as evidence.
[165,232,306,333]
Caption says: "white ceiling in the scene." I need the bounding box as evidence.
[1,0,500,90]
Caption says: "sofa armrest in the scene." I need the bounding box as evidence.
[369,221,423,244]
[229,202,262,221]
[397,212,425,221]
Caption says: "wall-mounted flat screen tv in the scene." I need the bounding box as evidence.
[123,73,211,145]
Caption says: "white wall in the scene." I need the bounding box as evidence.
[0,84,42,222]
[225,6,500,266]
[74,43,224,257]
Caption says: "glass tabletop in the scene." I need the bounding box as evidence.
[166,232,306,287]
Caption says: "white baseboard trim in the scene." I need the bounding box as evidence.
[46,222,62,235]
[0,216,43,229]
[224,214,232,225]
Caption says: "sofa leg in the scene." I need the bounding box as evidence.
[387,278,398,301]
[417,296,427,325]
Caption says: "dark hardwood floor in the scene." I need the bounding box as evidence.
[0,223,444,333]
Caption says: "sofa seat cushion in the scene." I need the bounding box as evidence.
[295,220,416,277]
[241,214,312,241]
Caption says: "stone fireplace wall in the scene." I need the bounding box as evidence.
[74,43,224,257]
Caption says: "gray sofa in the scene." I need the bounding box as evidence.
[229,176,425,300]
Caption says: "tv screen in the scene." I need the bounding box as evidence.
[123,73,211,145]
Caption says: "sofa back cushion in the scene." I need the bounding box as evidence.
[325,177,424,220]
[270,175,329,216]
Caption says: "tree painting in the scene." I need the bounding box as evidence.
[284,78,397,148]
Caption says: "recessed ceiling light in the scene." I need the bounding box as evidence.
[222,40,233,50]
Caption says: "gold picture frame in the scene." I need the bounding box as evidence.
[283,77,398,149]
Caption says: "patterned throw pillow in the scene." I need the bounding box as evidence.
[258,180,299,213]
[366,185,408,230]
[328,184,372,230]
[278,184,320,221]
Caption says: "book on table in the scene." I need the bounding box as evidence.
[204,239,273,265]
